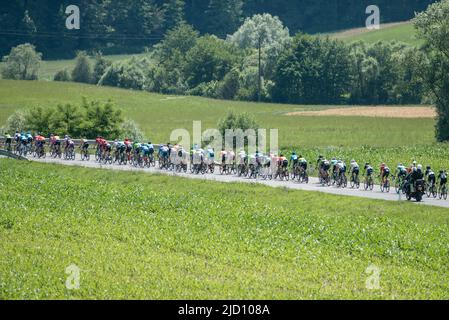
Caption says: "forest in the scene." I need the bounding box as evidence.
[0,0,437,58]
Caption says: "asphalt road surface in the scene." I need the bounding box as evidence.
[19,155,449,209]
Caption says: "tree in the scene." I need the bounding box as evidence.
[415,0,449,141]
[272,34,352,104]
[184,36,240,88]
[228,13,290,78]
[51,103,83,137]
[217,68,240,100]
[1,43,42,80]
[121,119,145,141]
[2,110,27,134]
[54,69,71,82]
[163,0,185,31]
[217,111,259,148]
[71,51,93,84]
[203,0,243,36]
[98,57,150,90]
[80,98,124,139]
[93,53,112,84]
[25,106,54,135]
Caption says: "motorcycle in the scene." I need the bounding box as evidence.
[405,179,425,202]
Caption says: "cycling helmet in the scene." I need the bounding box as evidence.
[426,166,431,170]
[418,164,423,170]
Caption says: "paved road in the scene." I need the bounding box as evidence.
[24,156,449,209]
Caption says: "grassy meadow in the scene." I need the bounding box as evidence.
[1,79,447,172]
[1,159,449,299]
[330,21,423,46]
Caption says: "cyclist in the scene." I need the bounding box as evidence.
[336,160,346,179]
[406,165,424,194]
[64,136,75,155]
[278,154,288,177]
[438,170,447,190]
[26,132,33,145]
[290,152,299,168]
[298,155,307,171]
[331,158,338,180]
[380,163,390,185]
[158,144,169,167]
[425,166,436,188]
[104,141,112,159]
[407,161,417,173]
[141,143,151,164]
[227,149,235,166]
[396,163,407,178]
[20,133,28,153]
[124,138,133,160]
[14,131,21,143]
[319,157,331,180]
[206,147,215,166]
[317,155,324,167]
[364,163,374,178]
[219,149,227,166]
[350,159,360,181]
[80,138,89,156]
[5,133,12,151]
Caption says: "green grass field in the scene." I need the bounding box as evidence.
[1,79,447,172]
[329,21,423,46]
[1,159,448,299]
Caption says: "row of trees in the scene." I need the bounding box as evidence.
[43,14,425,106]
[0,0,436,58]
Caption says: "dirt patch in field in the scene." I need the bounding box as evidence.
[286,106,436,119]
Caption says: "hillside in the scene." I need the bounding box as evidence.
[329,21,423,46]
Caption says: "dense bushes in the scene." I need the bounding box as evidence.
[1,44,41,80]
[4,98,127,139]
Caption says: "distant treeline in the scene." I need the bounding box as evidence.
[0,0,437,58]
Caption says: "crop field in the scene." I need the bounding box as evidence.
[1,80,447,171]
[1,159,449,299]
[1,80,448,172]
[330,21,423,46]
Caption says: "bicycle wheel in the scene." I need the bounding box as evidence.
[432,186,438,198]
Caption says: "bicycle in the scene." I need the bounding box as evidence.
[337,172,347,188]
[64,146,76,161]
[319,169,331,187]
[394,175,406,194]
[426,180,438,198]
[364,174,374,191]
[80,148,90,161]
[380,175,390,193]
[350,171,360,189]
[298,166,309,184]
[438,183,447,200]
